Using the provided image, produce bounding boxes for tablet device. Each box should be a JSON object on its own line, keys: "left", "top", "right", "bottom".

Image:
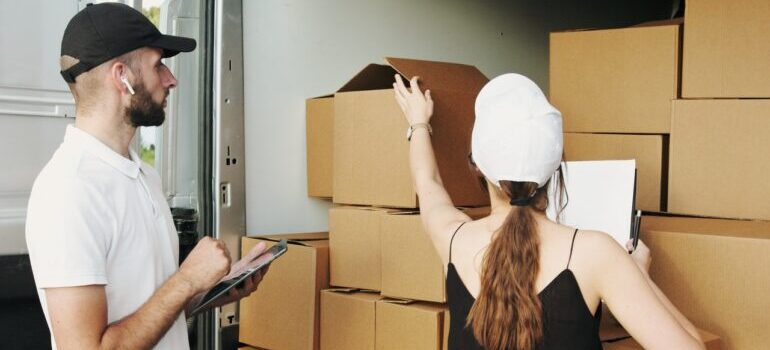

{"left": 192, "top": 239, "right": 288, "bottom": 314}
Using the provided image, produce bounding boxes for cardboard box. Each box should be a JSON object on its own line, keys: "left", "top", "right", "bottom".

{"left": 306, "top": 96, "right": 334, "bottom": 198}
{"left": 601, "top": 321, "right": 721, "bottom": 350}
{"left": 550, "top": 23, "right": 680, "bottom": 133}
{"left": 320, "top": 290, "right": 383, "bottom": 350}
{"left": 563, "top": 133, "right": 666, "bottom": 211}
{"left": 239, "top": 233, "right": 329, "bottom": 350}
{"left": 668, "top": 100, "right": 770, "bottom": 220}
{"left": 333, "top": 57, "right": 490, "bottom": 208}
{"left": 682, "top": 0, "right": 770, "bottom": 98}
{"left": 641, "top": 215, "right": 770, "bottom": 350}
{"left": 375, "top": 300, "right": 447, "bottom": 350}
{"left": 380, "top": 211, "right": 445, "bottom": 302}
{"left": 380, "top": 208, "right": 489, "bottom": 303}
{"left": 329, "top": 206, "right": 399, "bottom": 291}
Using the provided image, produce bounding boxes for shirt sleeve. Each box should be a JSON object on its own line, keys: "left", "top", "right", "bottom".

{"left": 26, "top": 177, "right": 115, "bottom": 288}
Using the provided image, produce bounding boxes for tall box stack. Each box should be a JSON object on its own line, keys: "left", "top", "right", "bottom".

{"left": 657, "top": 3, "right": 770, "bottom": 348}
{"left": 316, "top": 58, "right": 492, "bottom": 349}
{"left": 323, "top": 207, "right": 488, "bottom": 350}
{"left": 549, "top": 2, "right": 770, "bottom": 348}
{"left": 670, "top": 0, "right": 770, "bottom": 221}
{"left": 550, "top": 21, "right": 680, "bottom": 211}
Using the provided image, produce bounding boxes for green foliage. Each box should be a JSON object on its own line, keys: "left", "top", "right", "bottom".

{"left": 140, "top": 144, "right": 156, "bottom": 166}
{"left": 142, "top": 6, "right": 160, "bottom": 28}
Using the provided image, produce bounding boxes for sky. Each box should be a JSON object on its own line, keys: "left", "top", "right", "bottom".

{"left": 142, "top": 0, "right": 164, "bottom": 8}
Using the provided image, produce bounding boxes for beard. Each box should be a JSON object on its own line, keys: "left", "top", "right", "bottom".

{"left": 125, "top": 82, "right": 167, "bottom": 127}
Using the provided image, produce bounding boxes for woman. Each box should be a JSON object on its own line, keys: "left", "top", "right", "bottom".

{"left": 392, "top": 73, "right": 704, "bottom": 350}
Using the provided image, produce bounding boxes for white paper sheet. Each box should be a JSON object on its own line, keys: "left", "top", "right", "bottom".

{"left": 546, "top": 160, "right": 636, "bottom": 247}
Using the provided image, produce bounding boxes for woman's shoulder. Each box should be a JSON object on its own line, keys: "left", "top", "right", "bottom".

{"left": 572, "top": 228, "right": 632, "bottom": 266}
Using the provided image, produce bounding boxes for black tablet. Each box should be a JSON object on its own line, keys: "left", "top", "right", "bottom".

{"left": 192, "top": 239, "right": 288, "bottom": 314}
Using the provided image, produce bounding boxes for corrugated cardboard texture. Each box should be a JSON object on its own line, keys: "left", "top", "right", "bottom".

{"left": 669, "top": 100, "right": 770, "bottom": 220}
{"left": 329, "top": 207, "right": 394, "bottom": 290}
{"left": 380, "top": 212, "right": 446, "bottom": 302}
{"left": 306, "top": 97, "right": 334, "bottom": 198}
{"left": 333, "top": 58, "right": 490, "bottom": 208}
{"left": 641, "top": 215, "right": 770, "bottom": 350}
{"left": 550, "top": 25, "right": 679, "bottom": 133}
{"left": 682, "top": 0, "right": 770, "bottom": 97}
{"left": 239, "top": 235, "right": 330, "bottom": 350}
{"left": 320, "top": 290, "right": 383, "bottom": 350}
{"left": 603, "top": 329, "right": 721, "bottom": 350}
{"left": 563, "top": 133, "right": 665, "bottom": 211}
{"left": 600, "top": 316, "right": 721, "bottom": 349}
{"left": 375, "top": 300, "right": 446, "bottom": 350}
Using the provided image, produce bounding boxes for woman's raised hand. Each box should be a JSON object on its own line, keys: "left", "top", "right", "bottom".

{"left": 393, "top": 74, "right": 433, "bottom": 125}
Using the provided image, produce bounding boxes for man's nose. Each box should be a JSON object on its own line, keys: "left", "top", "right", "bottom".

{"left": 161, "top": 66, "right": 178, "bottom": 89}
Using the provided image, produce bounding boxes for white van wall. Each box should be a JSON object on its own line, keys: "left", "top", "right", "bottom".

{"left": 242, "top": 0, "right": 673, "bottom": 234}
{"left": 0, "top": 0, "right": 78, "bottom": 254}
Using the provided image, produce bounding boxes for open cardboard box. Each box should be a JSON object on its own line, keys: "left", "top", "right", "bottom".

{"left": 332, "top": 57, "right": 490, "bottom": 208}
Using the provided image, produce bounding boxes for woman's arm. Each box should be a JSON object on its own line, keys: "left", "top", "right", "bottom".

{"left": 592, "top": 234, "right": 704, "bottom": 350}
{"left": 627, "top": 240, "right": 702, "bottom": 341}
{"left": 393, "top": 75, "right": 470, "bottom": 259}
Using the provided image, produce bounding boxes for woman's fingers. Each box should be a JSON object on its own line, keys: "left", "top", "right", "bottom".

{"left": 410, "top": 76, "right": 422, "bottom": 96}
{"left": 394, "top": 74, "right": 409, "bottom": 96}
{"left": 393, "top": 85, "right": 407, "bottom": 109}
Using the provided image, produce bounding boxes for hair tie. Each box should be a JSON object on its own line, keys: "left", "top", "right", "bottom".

{"left": 509, "top": 197, "right": 533, "bottom": 207}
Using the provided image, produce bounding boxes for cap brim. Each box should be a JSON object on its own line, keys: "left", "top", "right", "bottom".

{"left": 151, "top": 34, "right": 197, "bottom": 58}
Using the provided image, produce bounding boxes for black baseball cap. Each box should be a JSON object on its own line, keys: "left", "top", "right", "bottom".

{"left": 60, "top": 2, "right": 196, "bottom": 83}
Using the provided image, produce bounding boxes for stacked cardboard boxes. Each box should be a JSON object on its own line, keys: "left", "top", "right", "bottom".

{"left": 663, "top": 3, "right": 770, "bottom": 347}
{"left": 550, "top": 20, "right": 679, "bottom": 212}
{"left": 307, "top": 58, "right": 492, "bottom": 349}
{"left": 550, "top": 1, "right": 770, "bottom": 348}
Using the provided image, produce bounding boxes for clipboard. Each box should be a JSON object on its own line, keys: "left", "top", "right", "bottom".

{"left": 191, "top": 239, "right": 288, "bottom": 315}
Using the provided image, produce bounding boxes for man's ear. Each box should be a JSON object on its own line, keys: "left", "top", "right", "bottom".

{"left": 110, "top": 62, "right": 132, "bottom": 96}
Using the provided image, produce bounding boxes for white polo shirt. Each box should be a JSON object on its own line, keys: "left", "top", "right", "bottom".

{"left": 26, "top": 125, "right": 189, "bottom": 350}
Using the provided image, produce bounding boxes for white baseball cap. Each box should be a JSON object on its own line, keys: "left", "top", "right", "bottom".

{"left": 471, "top": 73, "right": 563, "bottom": 188}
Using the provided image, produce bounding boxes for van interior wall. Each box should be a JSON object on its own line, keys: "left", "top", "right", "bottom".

{"left": 242, "top": 0, "right": 674, "bottom": 234}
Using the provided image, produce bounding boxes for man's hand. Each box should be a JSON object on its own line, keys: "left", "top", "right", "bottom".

{"left": 186, "top": 242, "right": 272, "bottom": 315}
{"left": 178, "top": 237, "right": 232, "bottom": 294}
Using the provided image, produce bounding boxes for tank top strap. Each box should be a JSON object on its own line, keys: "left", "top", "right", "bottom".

{"left": 448, "top": 221, "right": 468, "bottom": 264}
{"left": 566, "top": 228, "right": 579, "bottom": 269}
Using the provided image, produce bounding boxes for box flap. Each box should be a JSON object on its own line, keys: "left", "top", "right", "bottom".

{"left": 338, "top": 64, "right": 400, "bottom": 93}
{"left": 630, "top": 18, "right": 683, "bottom": 28}
{"left": 248, "top": 232, "right": 329, "bottom": 245}
{"left": 385, "top": 57, "right": 488, "bottom": 94}
{"left": 381, "top": 297, "right": 416, "bottom": 305}
{"left": 641, "top": 215, "right": 770, "bottom": 240}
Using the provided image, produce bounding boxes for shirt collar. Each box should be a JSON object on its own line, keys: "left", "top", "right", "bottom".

{"left": 64, "top": 124, "right": 142, "bottom": 179}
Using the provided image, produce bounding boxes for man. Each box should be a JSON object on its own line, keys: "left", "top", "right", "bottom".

{"left": 25, "top": 3, "right": 267, "bottom": 349}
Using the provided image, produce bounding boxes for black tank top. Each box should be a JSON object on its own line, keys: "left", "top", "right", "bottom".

{"left": 446, "top": 223, "right": 602, "bottom": 350}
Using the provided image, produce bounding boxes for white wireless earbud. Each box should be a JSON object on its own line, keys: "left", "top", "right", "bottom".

{"left": 120, "top": 75, "right": 135, "bottom": 95}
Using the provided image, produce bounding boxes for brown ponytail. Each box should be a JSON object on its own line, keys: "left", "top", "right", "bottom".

{"left": 467, "top": 169, "right": 566, "bottom": 350}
